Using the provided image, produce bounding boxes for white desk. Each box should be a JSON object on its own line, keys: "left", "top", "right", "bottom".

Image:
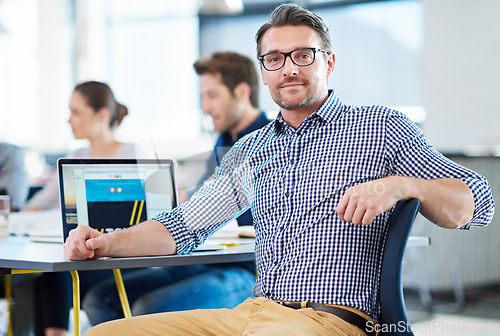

{"left": 0, "top": 236, "right": 255, "bottom": 272}
{"left": 0, "top": 236, "right": 255, "bottom": 336}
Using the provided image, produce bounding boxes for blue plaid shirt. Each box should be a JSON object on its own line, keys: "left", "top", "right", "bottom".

{"left": 155, "top": 90, "right": 494, "bottom": 320}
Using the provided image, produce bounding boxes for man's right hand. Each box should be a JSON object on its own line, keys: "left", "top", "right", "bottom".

{"left": 63, "top": 225, "right": 109, "bottom": 260}
{"left": 63, "top": 220, "right": 177, "bottom": 260}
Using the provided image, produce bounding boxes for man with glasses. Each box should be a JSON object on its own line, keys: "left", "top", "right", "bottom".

{"left": 65, "top": 4, "right": 494, "bottom": 335}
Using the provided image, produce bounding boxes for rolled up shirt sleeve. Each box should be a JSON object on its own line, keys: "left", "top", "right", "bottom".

{"left": 459, "top": 176, "right": 495, "bottom": 229}
{"left": 154, "top": 142, "right": 251, "bottom": 254}
{"left": 385, "top": 111, "right": 495, "bottom": 229}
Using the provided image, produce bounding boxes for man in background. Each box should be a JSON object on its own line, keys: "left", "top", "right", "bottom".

{"left": 80, "top": 52, "right": 270, "bottom": 326}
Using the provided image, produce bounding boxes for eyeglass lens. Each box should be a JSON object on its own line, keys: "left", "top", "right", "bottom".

{"left": 262, "top": 49, "right": 316, "bottom": 70}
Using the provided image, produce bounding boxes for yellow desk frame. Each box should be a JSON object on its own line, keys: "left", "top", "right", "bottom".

{"left": 3, "top": 269, "right": 131, "bottom": 336}
{"left": 0, "top": 239, "right": 255, "bottom": 336}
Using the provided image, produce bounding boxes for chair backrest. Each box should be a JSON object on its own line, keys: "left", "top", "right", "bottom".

{"left": 379, "top": 198, "right": 420, "bottom": 336}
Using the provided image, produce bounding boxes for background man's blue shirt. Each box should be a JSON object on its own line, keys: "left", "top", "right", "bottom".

{"left": 194, "top": 112, "right": 271, "bottom": 226}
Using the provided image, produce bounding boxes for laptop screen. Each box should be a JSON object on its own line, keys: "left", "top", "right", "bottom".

{"left": 58, "top": 158, "right": 177, "bottom": 240}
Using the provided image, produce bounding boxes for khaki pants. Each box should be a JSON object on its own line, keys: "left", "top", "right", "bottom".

{"left": 85, "top": 297, "right": 372, "bottom": 336}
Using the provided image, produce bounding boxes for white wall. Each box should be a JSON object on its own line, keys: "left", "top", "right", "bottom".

{"left": 422, "top": 0, "right": 500, "bottom": 153}
{"left": 201, "top": 1, "right": 423, "bottom": 121}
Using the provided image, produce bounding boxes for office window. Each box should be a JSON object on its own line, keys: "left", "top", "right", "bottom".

{"left": 1, "top": 0, "right": 205, "bottom": 160}
{"left": 0, "top": 0, "right": 78, "bottom": 154}
{"left": 0, "top": 0, "right": 40, "bottom": 147}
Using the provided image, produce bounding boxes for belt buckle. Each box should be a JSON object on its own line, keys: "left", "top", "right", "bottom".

{"left": 274, "top": 300, "right": 293, "bottom": 308}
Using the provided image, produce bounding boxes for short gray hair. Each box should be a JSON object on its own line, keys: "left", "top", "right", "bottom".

{"left": 255, "top": 3, "right": 333, "bottom": 57}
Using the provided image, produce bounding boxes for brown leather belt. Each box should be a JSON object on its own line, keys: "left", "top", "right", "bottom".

{"left": 273, "top": 301, "right": 376, "bottom": 336}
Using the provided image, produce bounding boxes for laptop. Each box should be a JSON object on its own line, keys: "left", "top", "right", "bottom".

{"left": 58, "top": 158, "right": 178, "bottom": 241}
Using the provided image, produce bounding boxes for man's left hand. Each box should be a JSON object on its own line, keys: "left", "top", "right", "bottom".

{"left": 335, "top": 176, "right": 408, "bottom": 225}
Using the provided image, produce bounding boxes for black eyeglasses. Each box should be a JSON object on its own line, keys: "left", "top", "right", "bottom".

{"left": 259, "top": 47, "right": 331, "bottom": 71}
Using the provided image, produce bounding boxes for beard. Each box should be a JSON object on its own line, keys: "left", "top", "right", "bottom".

{"left": 274, "top": 95, "right": 313, "bottom": 110}
{"left": 271, "top": 78, "right": 316, "bottom": 110}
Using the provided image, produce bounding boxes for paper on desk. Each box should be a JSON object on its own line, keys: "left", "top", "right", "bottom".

{"left": 9, "top": 209, "right": 63, "bottom": 238}
{"left": 209, "top": 220, "right": 256, "bottom": 239}
{"left": 237, "top": 226, "right": 256, "bottom": 238}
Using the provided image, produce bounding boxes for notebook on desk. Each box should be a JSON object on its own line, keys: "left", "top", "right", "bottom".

{"left": 58, "top": 158, "right": 178, "bottom": 241}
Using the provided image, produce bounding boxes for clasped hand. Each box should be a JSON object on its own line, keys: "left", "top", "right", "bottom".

{"left": 63, "top": 225, "right": 109, "bottom": 261}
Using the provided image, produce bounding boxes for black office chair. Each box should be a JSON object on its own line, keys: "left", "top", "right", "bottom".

{"left": 379, "top": 199, "right": 420, "bottom": 336}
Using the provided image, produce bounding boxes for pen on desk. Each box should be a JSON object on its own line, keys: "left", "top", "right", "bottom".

{"left": 218, "top": 243, "right": 240, "bottom": 247}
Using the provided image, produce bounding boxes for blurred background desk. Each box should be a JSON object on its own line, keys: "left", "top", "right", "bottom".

{"left": 406, "top": 154, "right": 500, "bottom": 312}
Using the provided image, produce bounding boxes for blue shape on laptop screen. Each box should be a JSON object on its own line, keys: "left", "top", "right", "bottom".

{"left": 85, "top": 179, "right": 146, "bottom": 202}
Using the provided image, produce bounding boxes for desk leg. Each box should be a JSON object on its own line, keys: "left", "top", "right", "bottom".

{"left": 112, "top": 269, "right": 132, "bottom": 318}
{"left": 70, "top": 271, "right": 80, "bottom": 336}
{"left": 5, "top": 274, "right": 13, "bottom": 336}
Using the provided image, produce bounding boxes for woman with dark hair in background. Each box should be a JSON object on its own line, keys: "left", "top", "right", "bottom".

{"left": 25, "top": 81, "right": 134, "bottom": 211}
{"left": 26, "top": 81, "right": 135, "bottom": 336}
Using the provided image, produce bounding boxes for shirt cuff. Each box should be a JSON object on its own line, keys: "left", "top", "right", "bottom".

{"left": 458, "top": 177, "right": 495, "bottom": 230}
{"left": 154, "top": 209, "right": 196, "bottom": 255}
